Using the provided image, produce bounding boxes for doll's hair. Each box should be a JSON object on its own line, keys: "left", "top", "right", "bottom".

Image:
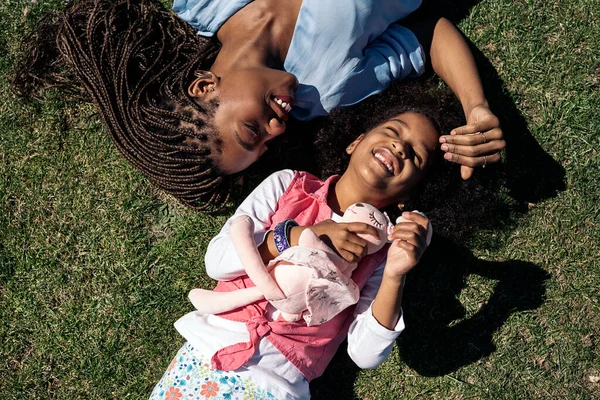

{"left": 12, "top": 0, "right": 232, "bottom": 211}
{"left": 312, "top": 79, "right": 503, "bottom": 240}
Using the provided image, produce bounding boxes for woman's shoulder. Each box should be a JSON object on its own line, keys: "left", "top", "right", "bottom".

{"left": 173, "top": 0, "right": 252, "bottom": 36}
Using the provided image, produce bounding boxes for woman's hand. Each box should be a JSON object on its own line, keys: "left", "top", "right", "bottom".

{"left": 440, "top": 104, "right": 506, "bottom": 179}
{"left": 301, "top": 220, "right": 379, "bottom": 263}
{"left": 384, "top": 212, "right": 431, "bottom": 280}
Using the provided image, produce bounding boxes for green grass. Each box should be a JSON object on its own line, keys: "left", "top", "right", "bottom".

{"left": 1, "top": 0, "right": 599, "bottom": 399}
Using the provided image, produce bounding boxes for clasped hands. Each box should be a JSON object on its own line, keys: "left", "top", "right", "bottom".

{"left": 440, "top": 104, "right": 506, "bottom": 179}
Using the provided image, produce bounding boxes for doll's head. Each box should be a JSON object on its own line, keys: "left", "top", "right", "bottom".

{"left": 341, "top": 203, "right": 393, "bottom": 254}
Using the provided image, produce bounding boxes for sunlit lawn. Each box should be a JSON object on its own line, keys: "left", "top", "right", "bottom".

{"left": 1, "top": 0, "right": 599, "bottom": 398}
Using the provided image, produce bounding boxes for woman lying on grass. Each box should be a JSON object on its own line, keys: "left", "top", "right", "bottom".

{"left": 14, "top": 0, "right": 504, "bottom": 211}
{"left": 149, "top": 86, "right": 465, "bottom": 399}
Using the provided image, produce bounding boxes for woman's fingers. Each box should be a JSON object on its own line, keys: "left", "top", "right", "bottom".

{"left": 439, "top": 128, "right": 503, "bottom": 146}
{"left": 441, "top": 139, "right": 506, "bottom": 157}
{"left": 444, "top": 151, "right": 502, "bottom": 168}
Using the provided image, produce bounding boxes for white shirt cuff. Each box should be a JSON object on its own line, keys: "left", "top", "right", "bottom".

{"left": 365, "top": 303, "right": 405, "bottom": 338}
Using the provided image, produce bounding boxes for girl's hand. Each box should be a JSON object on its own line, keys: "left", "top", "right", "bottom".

{"left": 439, "top": 104, "right": 506, "bottom": 179}
{"left": 385, "top": 212, "right": 431, "bottom": 280}
{"left": 303, "top": 220, "right": 380, "bottom": 263}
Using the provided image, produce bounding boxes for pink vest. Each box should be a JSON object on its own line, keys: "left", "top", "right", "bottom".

{"left": 210, "top": 171, "right": 388, "bottom": 381}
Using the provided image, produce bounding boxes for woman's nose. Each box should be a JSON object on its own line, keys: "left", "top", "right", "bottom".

{"left": 267, "top": 117, "right": 286, "bottom": 137}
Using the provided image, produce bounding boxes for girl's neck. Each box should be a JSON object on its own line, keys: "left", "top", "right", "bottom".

{"left": 215, "top": 0, "right": 302, "bottom": 71}
{"left": 327, "top": 173, "right": 394, "bottom": 216}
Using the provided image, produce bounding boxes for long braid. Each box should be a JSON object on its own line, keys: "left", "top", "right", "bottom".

{"left": 13, "top": 0, "right": 230, "bottom": 211}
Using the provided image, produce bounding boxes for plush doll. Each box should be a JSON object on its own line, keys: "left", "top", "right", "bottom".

{"left": 189, "top": 203, "right": 430, "bottom": 326}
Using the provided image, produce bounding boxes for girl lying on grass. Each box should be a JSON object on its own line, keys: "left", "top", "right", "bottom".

{"left": 14, "top": 0, "right": 505, "bottom": 211}
{"left": 150, "top": 86, "right": 464, "bottom": 399}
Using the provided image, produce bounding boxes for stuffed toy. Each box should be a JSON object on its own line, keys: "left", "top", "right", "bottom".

{"left": 189, "top": 203, "right": 430, "bottom": 326}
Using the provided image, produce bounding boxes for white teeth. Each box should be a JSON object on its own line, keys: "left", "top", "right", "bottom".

{"left": 273, "top": 96, "right": 292, "bottom": 113}
{"left": 374, "top": 152, "right": 393, "bottom": 174}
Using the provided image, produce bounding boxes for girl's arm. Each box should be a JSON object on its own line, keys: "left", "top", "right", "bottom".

{"left": 204, "top": 169, "right": 294, "bottom": 280}
{"left": 347, "top": 212, "right": 430, "bottom": 368}
{"left": 346, "top": 263, "right": 406, "bottom": 369}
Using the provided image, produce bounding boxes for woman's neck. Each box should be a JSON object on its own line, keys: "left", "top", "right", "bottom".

{"left": 215, "top": 0, "right": 302, "bottom": 71}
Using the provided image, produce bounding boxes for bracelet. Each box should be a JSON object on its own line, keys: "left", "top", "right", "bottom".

{"left": 273, "top": 219, "right": 298, "bottom": 254}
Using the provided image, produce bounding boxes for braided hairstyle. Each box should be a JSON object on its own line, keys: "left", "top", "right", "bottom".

{"left": 13, "top": 0, "right": 230, "bottom": 211}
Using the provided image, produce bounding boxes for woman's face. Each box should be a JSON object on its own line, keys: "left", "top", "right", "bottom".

{"left": 346, "top": 112, "right": 440, "bottom": 204}
{"left": 190, "top": 67, "right": 298, "bottom": 174}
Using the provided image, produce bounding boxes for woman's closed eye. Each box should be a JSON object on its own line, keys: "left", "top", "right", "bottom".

{"left": 244, "top": 122, "right": 259, "bottom": 138}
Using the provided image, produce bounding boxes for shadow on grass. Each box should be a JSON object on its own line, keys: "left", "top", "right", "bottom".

{"left": 309, "top": 237, "right": 550, "bottom": 397}
{"left": 397, "top": 235, "right": 550, "bottom": 376}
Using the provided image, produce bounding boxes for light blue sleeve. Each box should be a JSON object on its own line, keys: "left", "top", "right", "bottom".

{"left": 339, "top": 24, "right": 426, "bottom": 108}
{"left": 173, "top": 0, "right": 251, "bottom": 37}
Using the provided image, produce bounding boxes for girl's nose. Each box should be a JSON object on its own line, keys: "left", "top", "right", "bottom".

{"left": 391, "top": 140, "right": 407, "bottom": 159}
{"left": 267, "top": 117, "right": 286, "bottom": 137}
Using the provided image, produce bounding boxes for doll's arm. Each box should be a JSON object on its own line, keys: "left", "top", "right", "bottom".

{"left": 205, "top": 170, "right": 294, "bottom": 280}
{"left": 230, "top": 216, "right": 285, "bottom": 301}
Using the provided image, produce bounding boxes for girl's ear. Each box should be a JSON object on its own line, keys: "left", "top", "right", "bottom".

{"left": 346, "top": 134, "right": 365, "bottom": 155}
{"left": 188, "top": 70, "right": 219, "bottom": 100}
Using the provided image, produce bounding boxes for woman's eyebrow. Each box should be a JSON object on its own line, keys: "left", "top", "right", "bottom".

{"left": 233, "top": 128, "right": 254, "bottom": 151}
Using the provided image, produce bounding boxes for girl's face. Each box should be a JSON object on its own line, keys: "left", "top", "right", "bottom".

{"left": 189, "top": 67, "right": 299, "bottom": 174}
{"left": 345, "top": 112, "right": 440, "bottom": 205}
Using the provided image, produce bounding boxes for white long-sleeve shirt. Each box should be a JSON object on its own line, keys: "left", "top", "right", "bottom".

{"left": 175, "top": 170, "right": 405, "bottom": 399}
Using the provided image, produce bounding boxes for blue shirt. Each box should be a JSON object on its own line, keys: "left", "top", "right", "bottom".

{"left": 173, "top": 0, "right": 426, "bottom": 120}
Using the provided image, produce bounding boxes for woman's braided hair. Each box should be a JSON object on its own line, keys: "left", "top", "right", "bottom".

{"left": 13, "top": 0, "right": 231, "bottom": 211}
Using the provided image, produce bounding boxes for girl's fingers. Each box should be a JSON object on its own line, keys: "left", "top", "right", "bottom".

{"left": 345, "top": 222, "right": 380, "bottom": 238}
{"left": 440, "top": 139, "right": 506, "bottom": 157}
{"left": 345, "top": 235, "right": 368, "bottom": 251}
{"left": 439, "top": 128, "right": 503, "bottom": 146}
{"left": 339, "top": 249, "right": 360, "bottom": 263}
{"left": 443, "top": 151, "right": 502, "bottom": 168}
{"left": 396, "top": 240, "right": 418, "bottom": 255}
{"left": 389, "top": 229, "right": 426, "bottom": 248}
{"left": 397, "top": 212, "right": 430, "bottom": 231}
{"left": 342, "top": 240, "right": 368, "bottom": 259}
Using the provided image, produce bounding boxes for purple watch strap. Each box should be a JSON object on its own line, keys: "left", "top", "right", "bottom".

{"left": 273, "top": 219, "right": 299, "bottom": 254}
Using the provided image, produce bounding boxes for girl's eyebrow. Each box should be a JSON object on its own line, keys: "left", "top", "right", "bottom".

{"left": 390, "top": 118, "right": 409, "bottom": 129}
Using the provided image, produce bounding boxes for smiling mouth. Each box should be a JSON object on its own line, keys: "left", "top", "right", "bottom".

{"left": 272, "top": 95, "right": 293, "bottom": 114}
{"left": 373, "top": 149, "right": 399, "bottom": 176}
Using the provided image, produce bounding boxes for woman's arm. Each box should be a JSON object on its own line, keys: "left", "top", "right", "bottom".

{"left": 204, "top": 169, "right": 294, "bottom": 280}
{"left": 407, "top": 17, "right": 506, "bottom": 179}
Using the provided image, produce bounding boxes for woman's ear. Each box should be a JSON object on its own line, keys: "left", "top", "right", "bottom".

{"left": 346, "top": 134, "right": 365, "bottom": 155}
{"left": 188, "top": 70, "right": 219, "bottom": 100}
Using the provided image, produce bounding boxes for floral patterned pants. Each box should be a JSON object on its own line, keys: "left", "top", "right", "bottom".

{"left": 150, "top": 342, "right": 276, "bottom": 400}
